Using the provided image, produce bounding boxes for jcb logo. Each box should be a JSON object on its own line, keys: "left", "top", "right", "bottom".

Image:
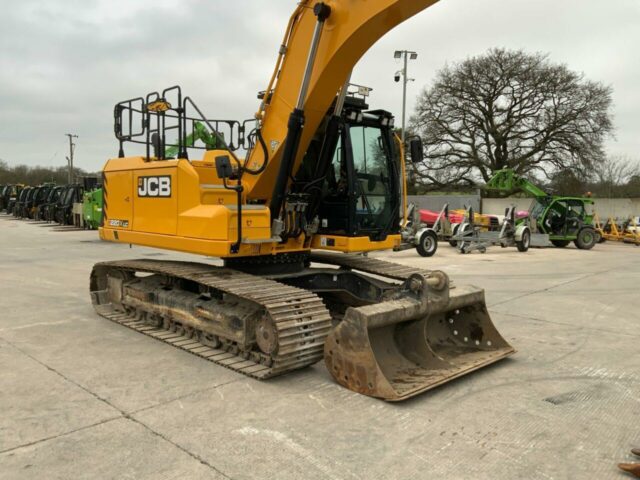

{"left": 138, "top": 176, "right": 171, "bottom": 197}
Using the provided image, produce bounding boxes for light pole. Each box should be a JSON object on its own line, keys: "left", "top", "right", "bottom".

{"left": 65, "top": 133, "right": 78, "bottom": 183}
{"left": 394, "top": 50, "right": 418, "bottom": 143}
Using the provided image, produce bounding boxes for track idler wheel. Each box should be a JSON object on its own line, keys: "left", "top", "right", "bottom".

{"left": 324, "top": 272, "right": 515, "bottom": 401}
{"left": 256, "top": 314, "right": 279, "bottom": 355}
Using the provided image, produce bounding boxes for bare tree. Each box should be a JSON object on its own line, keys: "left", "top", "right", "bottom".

{"left": 589, "top": 155, "right": 640, "bottom": 197}
{"left": 0, "top": 162, "right": 94, "bottom": 185}
{"left": 592, "top": 155, "right": 639, "bottom": 185}
{"left": 410, "top": 48, "right": 614, "bottom": 189}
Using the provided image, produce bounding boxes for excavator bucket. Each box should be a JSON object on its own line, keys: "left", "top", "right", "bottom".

{"left": 324, "top": 271, "right": 514, "bottom": 401}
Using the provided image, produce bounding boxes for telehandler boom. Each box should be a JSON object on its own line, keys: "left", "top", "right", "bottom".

{"left": 92, "top": 0, "right": 514, "bottom": 401}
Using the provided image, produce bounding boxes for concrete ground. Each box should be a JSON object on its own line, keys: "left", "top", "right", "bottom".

{"left": 0, "top": 215, "right": 638, "bottom": 480}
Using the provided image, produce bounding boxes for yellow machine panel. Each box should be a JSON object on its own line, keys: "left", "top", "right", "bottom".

{"left": 103, "top": 170, "right": 133, "bottom": 230}
{"left": 311, "top": 234, "right": 401, "bottom": 252}
{"left": 101, "top": 156, "right": 279, "bottom": 257}
{"left": 133, "top": 166, "right": 178, "bottom": 235}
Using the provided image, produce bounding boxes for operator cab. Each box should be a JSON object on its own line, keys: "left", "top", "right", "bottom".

{"left": 530, "top": 197, "right": 591, "bottom": 236}
{"left": 296, "top": 96, "right": 401, "bottom": 242}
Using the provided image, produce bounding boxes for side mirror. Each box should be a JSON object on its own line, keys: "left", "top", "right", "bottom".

{"left": 408, "top": 137, "right": 424, "bottom": 164}
{"left": 215, "top": 155, "right": 233, "bottom": 179}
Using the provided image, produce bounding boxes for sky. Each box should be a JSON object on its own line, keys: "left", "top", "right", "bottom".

{"left": 1, "top": 0, "right": 638, "bottom": 172}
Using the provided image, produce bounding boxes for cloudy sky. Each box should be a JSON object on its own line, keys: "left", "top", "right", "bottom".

{"left": 1, "top": 0, "right": 638, "bottom": 172}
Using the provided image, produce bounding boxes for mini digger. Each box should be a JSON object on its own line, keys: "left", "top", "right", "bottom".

{"left": 92, "top": 0, "right": 514, "bottom": 401}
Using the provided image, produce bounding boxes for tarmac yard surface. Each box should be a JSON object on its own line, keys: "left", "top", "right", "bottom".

{"left": 0, "top": 216, "right": 638, "bottom": 480}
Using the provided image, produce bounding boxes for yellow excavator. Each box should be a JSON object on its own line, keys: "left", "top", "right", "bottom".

{"left": 91, "top": 0, "right": 514, "bottom": 401}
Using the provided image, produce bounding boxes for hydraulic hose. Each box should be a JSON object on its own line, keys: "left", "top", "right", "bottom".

{"left": 242, "top": 128, "right": 269, "bottom": 176}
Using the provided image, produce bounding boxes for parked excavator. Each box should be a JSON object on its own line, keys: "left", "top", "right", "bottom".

{"left": 92, "top": 0, "right": 515, "bottom": 401}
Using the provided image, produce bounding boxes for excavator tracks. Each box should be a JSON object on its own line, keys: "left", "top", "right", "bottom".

{"left": 309, "top": 251, "right": 454, "bottom": 286}
{"left": 89, "top": 254, "right": 511, "bottom": 402}
{"left": 91, "top": 259, "right": 333, "bottom": 380}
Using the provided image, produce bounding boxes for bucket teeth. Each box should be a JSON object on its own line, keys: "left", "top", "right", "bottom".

{"left": 324, "top": 271, "right": 515, "bottom": 401}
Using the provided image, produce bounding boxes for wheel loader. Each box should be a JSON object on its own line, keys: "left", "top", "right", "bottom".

{"left": 92, "top": 0, "right": 514, "bottom": 401}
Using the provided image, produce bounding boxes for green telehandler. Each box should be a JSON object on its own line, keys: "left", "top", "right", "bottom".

{"left": 82, "top": 187, "right": 103, "bottom": 229}
{"left": 164, "top": 120, "right": 220, "bottom": 158}
{"left": 482, "top": 169, "right": 598, "bottom": 250}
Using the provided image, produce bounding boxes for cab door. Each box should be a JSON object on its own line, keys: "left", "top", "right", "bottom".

{"left": 318, "top": 133, "right": 352, "bottom": 235}
{"left": 346, "top": 123, "right": 398, "bottom": 239}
